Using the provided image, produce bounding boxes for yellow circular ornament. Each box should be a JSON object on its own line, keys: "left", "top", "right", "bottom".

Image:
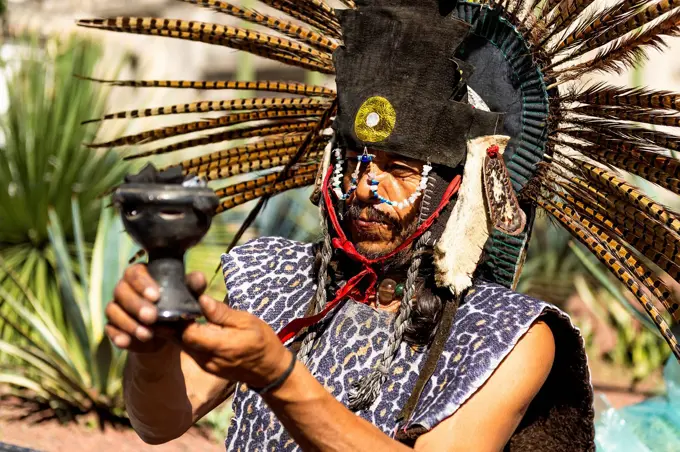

{"left": 354, "top": 96, "right": 396, "bottom": 143}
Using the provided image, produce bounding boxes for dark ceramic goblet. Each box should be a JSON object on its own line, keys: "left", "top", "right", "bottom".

{"left": 113, "top": 184, "right": 219, "bottom": 322}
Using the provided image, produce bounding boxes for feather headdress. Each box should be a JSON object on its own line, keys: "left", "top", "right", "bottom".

{"left": 79, "top": 0, "right": 680, "bottom": 361}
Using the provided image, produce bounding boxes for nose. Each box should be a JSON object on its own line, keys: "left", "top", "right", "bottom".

{"left": 354, "top": 163, "right": 382, "bottom": 203}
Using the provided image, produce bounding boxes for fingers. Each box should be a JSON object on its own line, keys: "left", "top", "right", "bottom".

{"left": 186, "top": 272, "right": 207, "bottom": 297}
{"left": 113, "top": 279, "right": 157, "bottom": 325}
{"left": 105, "top": 324, "right": 131, "bottom": 349}
{"left": 123, "top": 264, "right": 160, "bottom": 302}
{"left": 105, "top": 302, "right": 153, "bottom": 342}
{"left": 181, "top": 321, "right": 229, "bottom": 353}
{"left": 198, "top": 295, "right": 251, "bottom": 327}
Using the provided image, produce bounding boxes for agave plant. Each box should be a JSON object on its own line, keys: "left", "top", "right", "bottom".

{"left": 0, "top": 35, "right": 128, "bottom": 323}
{"left": 0, "top": 201, "right": 136, "bottom": 425}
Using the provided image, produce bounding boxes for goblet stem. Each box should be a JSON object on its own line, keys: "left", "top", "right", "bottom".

{"left": 147, "top": 251, "right": 202, "bottom": 322}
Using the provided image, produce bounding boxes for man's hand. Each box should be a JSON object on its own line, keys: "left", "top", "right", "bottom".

{"left": 106, "top": 264, "right": 207, "bottom": 354}
{"left": 180, "top": 295, "right": 293, "bottom": 390}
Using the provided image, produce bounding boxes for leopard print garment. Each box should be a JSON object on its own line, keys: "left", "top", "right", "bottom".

{"left": 221, "top": 237, "right": 594, "bottom": 451}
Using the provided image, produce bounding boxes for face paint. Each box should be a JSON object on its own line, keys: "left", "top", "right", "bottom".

{"left": 339, "top": 149, "right": 425, "bottom": 257}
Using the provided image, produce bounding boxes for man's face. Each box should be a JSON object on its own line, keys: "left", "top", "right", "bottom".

{"left": 342, "top": 149, "right": 424, "bottom": 258}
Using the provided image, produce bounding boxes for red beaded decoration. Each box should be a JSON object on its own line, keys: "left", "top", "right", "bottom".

{"left": 487, "top": 144, "right": 500, "bottom": 158}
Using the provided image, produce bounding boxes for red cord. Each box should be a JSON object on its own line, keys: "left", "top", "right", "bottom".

{"left": 277, "top": 167, "right": 462, "bottom": 343}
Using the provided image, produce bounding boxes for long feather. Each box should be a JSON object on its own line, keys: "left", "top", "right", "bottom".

{"left": 123, "top": 121, "right": 318, "bottom": 160}
{"left": 181, "top": 0, "right": 338, "bottom": 52}
{"left": 216, "top": 172, "right": 317, "bottom": 213}
{"left": 567, "top": 83, "right": 680, "bottom": 111}
{"left": 76, "top": 18, "right": 335, "bottom": 74}
{"left": 559, "top": 119, "right": 680, "bottom": 152}
{"left": 259, "top": 0, "right": 341, "bottom": 37}
{"left": 536, "top": 196, "right": 680, "bottom": 359}
{"left": 554, "top": 9, "right": 680, "bottom": 76}
{"left": 177, "top": 134, "right": 309, "bottom": 169}
{"left": 550, "top": 192, "right": 680, "bottom": 319}
{"left": 225, "top": 100, "right": 338, "bottom": 252}
{"left": 554, "top": 180, "right": 680, "bottom": 260}
{"left": 77, "top": 17, "right": 331, "bottom": 61}
{"left": 564, "top": 143, "right": 680, "bottom": 195}
{"left": 86, "top": 109, "right": 325, "bottom": 148}
{"left": 76, "top": 76, "right": 336, "bottom": 97}
{"left": 578, "top": 161, "right": 680, "bottom": 233}
{"left": 558, "top": 0, "right": 679, "bottom": 58}
{"left": 83, "top": 97, "right": 331, "bottom": 124}
{"left": 546, "top": 163, "right": 680, "bottom": 251}
{"left": 260, "top": 0, "right": 340, "bottom": 37}
{"left": 539, "top": 0, "right": 599, "bottom": 46}
{"left": 571, "top": 105, "right": 680, "bottom": 127}
{"left": 214, "top": 164, "right": 319, "bottom": 199}
{"left": 184, "top": 146, "right": 321, "bottom": 177}
{"left": 553, "top": 0, "right": 643, "bottom": 54}
{"left": 197, "top": 148, "right": 323, "bottom": 181}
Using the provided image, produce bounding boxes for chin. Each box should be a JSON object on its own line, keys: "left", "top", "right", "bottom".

{"left": 354, "top": 240, "right": 398, "bottom": 258}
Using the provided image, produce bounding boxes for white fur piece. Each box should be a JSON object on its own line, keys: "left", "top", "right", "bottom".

{"left": 434, "top": 135, "right": 511, "bottom": 296}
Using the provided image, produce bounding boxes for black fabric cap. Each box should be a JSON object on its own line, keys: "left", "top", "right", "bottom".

{"left": 333, "top": 0, "right": 505, "bottom": 168}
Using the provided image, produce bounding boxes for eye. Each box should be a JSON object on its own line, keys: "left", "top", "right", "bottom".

{"left": 387, "top": 161, "right": 418, "bottom": 175}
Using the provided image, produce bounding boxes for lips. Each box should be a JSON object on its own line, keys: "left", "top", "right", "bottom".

{"left": 354, "top": 218, "right": 389, "bottom": 230}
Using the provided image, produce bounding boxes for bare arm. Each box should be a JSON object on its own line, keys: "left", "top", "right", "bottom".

{"left": 123, "top": 343, "right": 234, "bottom": 444}
{"left": 106, "top": 265, "right": 233, "bottom": 444}
{"left": 180, "top": 296, "right": 555, "bottom": 452}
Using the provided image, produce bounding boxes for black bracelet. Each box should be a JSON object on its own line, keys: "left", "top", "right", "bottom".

{"left": 249, "top": 352, "right": 297, "bottom": 396}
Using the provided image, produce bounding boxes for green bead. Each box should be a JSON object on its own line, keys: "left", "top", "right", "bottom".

{"left": 394, "top": 283, "right": 405, "bottom": 298}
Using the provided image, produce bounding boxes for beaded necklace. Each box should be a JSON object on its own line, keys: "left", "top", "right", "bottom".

{"left": 331, "top": 147, "right": 432, "bottom": 207}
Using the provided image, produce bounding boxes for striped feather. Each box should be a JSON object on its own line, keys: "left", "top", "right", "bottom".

{"left": 554, "top": 0, "right": 642, "bottom": 53}
{"left": 548, "top": 165, "right": 680, "bottom": 247}
{"left": 552, "top": 196, "right": 680, "bottom": 320}
{"left": 261, "top": 0, "right": 340, "bottom": 37}
{"left": 216, "top": 171, "right": 317, "bottom": 213}
{"left": 77, "top": 76, "right": 336, "bottom": 97}
{"left": 86, "top": 109, "right": 325, "bottom": 148}
{"left": 572, "top": 105, "right": 680, "bottom": 127}
{"left": 184, "top": 146, "right": 320, "bottom": 177}
{"left": 198, "top": 148, "right": 323, "bottom": 181}
{"left": 76, "top": 18, "right": 335, "bottom": 74}
{"left": 178, "top": 0, "right": 338, "bottom": 53}
{"left": 578, "top": 161, "right": 680, "bottom": 234}
{"left": 568, "top": 144, "right": 680, "bottom": 194}
{"left": 123, "top": 121, "right": 318, "bottom": 160}
{"left": 555, "top": 9, "right": 680, "bottom": 76}
{"left": 178, "top": 134, "right": 310, "bottom": 170}
{"left": 83, "top": 97, "right": 332, "bottom": 124}
{"left": 540, "top": 0, "right": 598, "bottom": 46}
{"left": 560, "top": 0, "right": 680, "bottom": 57}
{"left": 552, "top": 179, "right": 680, "bottom": 262}
{"left": 559, "top": 121, "right": 680, "bottom": 152}
{"left": 536, "top": 196, "right": 680, "bottom": 359}
{"left": 259, "top": 0, "right": 341, "bottom": 36}
{"left": 226, "top": 99, "right": 337, "bottom": 251}
{"left": 568, "top": 83, "right": 680, "bottom": 111}
{"left": 214, "top": 164, "right": 319, "bottom": 199}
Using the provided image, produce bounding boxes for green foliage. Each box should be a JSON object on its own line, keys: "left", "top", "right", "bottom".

{"left": 0, "top": 201, "right": 136, "bottom": 424}
{"left": 0, "top": 35, "right": 128, "bottom": 343}
{"left": 519, "top": 215, "right": 670, "bottom": 379}
{"left": 0, "top": 36, "right": 126, "bottom": 248}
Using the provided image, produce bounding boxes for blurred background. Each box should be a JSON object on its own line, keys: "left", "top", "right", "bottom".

{"left": 0, "top": 0, "right": 679, "bottom": 450}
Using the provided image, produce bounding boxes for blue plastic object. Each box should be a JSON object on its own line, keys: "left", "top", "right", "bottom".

{"left": 595, "top": 358, "right": 680, "bottom": 451}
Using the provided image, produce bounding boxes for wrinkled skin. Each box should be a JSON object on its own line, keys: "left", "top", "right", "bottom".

{"left": 343, "top": 148, "right": 423, "bottom": 258}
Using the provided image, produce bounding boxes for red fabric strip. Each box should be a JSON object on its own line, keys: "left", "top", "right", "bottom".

{"left": 277, "top": 167, "right": 461, "bottom": 343}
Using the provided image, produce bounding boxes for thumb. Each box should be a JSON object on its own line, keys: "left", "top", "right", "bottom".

{"left": 199, "top": 294, "right": 232, "bottom": 325}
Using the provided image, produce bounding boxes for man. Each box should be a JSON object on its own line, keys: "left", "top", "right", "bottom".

{"left": 83, "top": 0, "right": 680, "bottom": 450}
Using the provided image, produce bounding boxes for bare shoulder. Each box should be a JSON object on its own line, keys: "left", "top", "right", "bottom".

{"left": 416, "top": 321, "right": 556, "bottom": 452}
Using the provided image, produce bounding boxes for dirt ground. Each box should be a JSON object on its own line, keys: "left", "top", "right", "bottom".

{"left": 0, "top": 404, "right": 222, "bottom": 452}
